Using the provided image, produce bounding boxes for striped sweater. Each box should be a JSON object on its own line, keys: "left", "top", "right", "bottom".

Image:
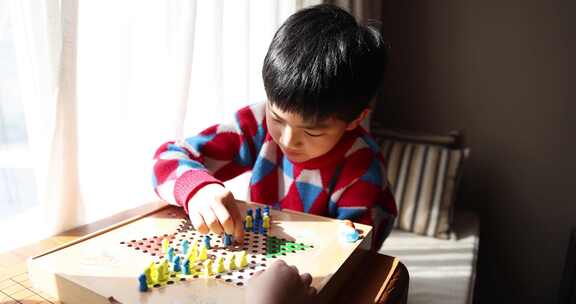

{"left": 153, "top": 102, "right": 397, "bottom": 247}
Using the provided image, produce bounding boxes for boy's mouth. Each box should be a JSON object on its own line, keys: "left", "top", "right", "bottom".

{"left": 283, "top": 148, "right": 301, "bottom": 156}
{"left": 282, "top": 148, "right": 306, "bottom": 161}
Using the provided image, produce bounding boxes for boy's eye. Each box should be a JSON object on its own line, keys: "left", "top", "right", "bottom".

{"left": 305, "top": 131, "right": 324, "bottom": 137}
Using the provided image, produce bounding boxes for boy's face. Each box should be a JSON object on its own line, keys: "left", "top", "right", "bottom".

{"left": 266, "top": 102, "right": 365, "bottom": 163}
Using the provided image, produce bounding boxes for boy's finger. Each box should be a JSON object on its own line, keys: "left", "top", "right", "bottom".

{"left": 225, "top": 200, "right": 244, "bottom": 241}
{"left": 189, "top": 211, "right": 209, "bottom": 234}
{"left": 211, "top": 200, "right": 234, "bottom": 235}
{"left": 269, "top": 259, "right": 286, "bottom": 270}
{"left": 201, "top": 205, "right": 224, "bottom": 235}
{"left": 300, "top": 273, "right": 312, "bottom": 286}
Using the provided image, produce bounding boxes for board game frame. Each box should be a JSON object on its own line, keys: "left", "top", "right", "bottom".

{"left": 28, "top": 201, "right": 372, "bottom": 304}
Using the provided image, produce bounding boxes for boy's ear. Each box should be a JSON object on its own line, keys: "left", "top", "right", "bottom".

{"left": 345, "top": 108, "right": 371, "bottom": 131}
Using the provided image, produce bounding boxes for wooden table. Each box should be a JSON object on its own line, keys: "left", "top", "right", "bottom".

{"left": 0, "top": 203, "right": 408, "bottom": 304}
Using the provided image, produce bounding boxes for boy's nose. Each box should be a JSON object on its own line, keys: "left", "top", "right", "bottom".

{"left": 280, "top": 126, "right": 301, "bottom": 148}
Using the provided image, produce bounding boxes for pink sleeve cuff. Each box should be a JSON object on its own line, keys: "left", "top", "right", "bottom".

{"left": 174, "top": 170, "right": 224, "bottom": 214}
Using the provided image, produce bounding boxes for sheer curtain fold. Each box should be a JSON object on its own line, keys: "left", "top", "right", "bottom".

{"left": 7, "top": 0, "right": 317, "bottom": 240}
{"left": 9, "top": 0, "right": 81, "bottom": 239}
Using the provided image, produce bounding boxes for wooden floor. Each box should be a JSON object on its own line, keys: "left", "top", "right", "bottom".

{"left": 0, "top": 240, "right": 69, "bottom": 303}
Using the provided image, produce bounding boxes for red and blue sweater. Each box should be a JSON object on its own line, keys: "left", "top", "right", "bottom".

{"left": 153, "top": 102, "right": 397, "bottom": 247}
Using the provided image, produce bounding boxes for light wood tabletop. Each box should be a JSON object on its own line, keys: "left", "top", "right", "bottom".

{"left": 0, "top": 202, "right": 408, "bottom": 304}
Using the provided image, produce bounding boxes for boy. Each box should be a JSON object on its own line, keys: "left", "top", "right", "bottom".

{"left": 152, "top": 4, "right": 397, "bottom": 250}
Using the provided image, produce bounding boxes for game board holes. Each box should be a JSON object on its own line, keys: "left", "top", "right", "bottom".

{"left": 180, "top": 278, "right": 186, "bottom": 282}
{"left": 236, "top": 282, "right": 244, "bottom": 286}
{"left": 120, "top": 241, "right": 125, "bottom": 244}
{"left": 225, "top": 279, "right": 232, "bottom": 282}
{"left": 154, "top": 284, "right": 161, "bottom": 288}
{"left": 215, "top": 275, "right": 221, "bottom": 279}
{"left": 127, "top": 244, "right": 132, "bottom": 247}
{"left": 249, "top": 272, "right": 254, "bottom": 275}
{"left": 238, "top": 276, "right": 243, "bottom": 279}
{"left": 167, "top": 281, "right": 174, "bottom": 285}
{"left": 193, "top": 275, "right": 199, "bottom": 278}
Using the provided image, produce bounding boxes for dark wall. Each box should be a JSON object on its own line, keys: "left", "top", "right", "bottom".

{"left": 373, "top": 0, "right": 576, "bottom": 302}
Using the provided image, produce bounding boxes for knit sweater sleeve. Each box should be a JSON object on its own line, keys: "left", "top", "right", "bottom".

{"left": 152, "top": 103, "right": 267, "bottom": 213}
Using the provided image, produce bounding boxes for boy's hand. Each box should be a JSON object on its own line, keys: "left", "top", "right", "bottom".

{"left": 246, "top": 260, "right": 317, "bottom": 304}
{"left": 187, "top": 184, "right": 244, "bottom": 240}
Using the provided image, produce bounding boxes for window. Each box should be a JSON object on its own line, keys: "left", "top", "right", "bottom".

{"left": 0, "top": 9, "right": 39, "bottom": 251}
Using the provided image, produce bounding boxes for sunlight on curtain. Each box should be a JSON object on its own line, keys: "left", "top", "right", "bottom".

{"left": 183, "top": 0, "right": 304, "bottom": 134}
{"left": 75, "top": 1, "right": 195, "bottom": 223}
{"left": 3, "top": 0, "right": 63, "bottom": 250}
{"left": 2, "top": 0, "right": 318, "bottom": 251}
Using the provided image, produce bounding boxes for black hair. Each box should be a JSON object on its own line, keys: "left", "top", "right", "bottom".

{"left": 262, "top": 4, "right": 388, "bottom": 123}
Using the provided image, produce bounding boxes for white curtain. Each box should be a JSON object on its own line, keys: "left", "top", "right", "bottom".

{"left": 5, "top": 0, "right": 320, "bottom": 247}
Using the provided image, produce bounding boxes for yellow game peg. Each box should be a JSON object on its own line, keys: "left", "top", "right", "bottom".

{"left": 161, "top": 238, "right": 170, "bottom": 254}
{"left": 216, "top": 256, "right": 225, "bottom": 273}
{"left": 263, "top": 215, "right": 270, "bottom": 229}
{"left": 239, "top": 251, "right": 248, "bottom": 268}
{"left": 199, "top": 245, "right": 208, "bottom": 261}
{"left": 189, "top": 240, "right": 199, "bottom": 260}
{"left": 149, "top": 262, "right": 158, "bottom": 284}
{"left": 143, "top": 266, "right": 151, "bottom": 285}
{"left": 204, "top": 259, "right": 214, "bottom": 277}
{"left": 227, "top": 254, "right": 237, "bottom": 270}
{"left": 245, "top": 214, "right": 253, "bottom": 230}
{"left": 187, "top": 246, "right": 197, "bottom": 263}
{"left": 158, "top": 260, "right": 168, "bottom": 282}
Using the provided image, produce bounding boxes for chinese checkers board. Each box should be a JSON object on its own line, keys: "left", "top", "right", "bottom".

{"left": 27, "top": 202, "right": 372, "bottom": 304}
